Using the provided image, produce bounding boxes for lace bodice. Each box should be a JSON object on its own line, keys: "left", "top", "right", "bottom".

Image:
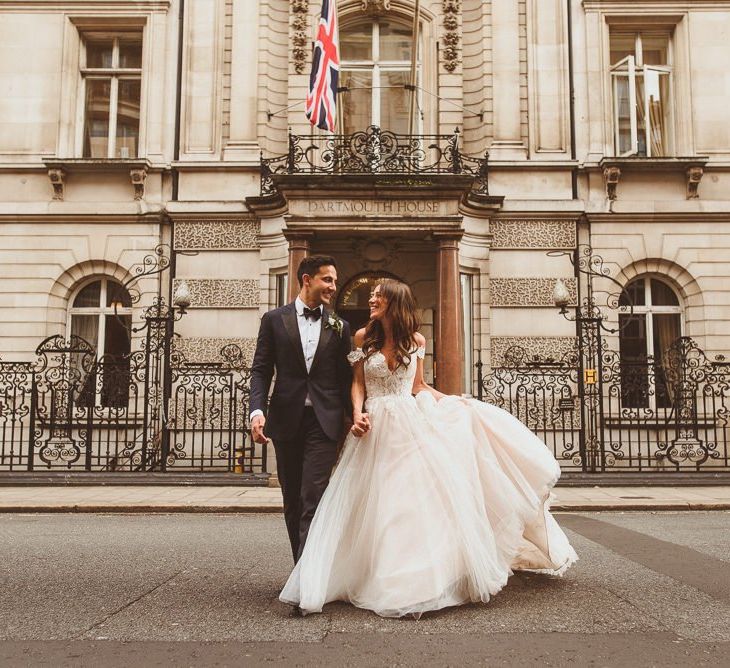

{"left": 347, "top": 347, "right": 426, "bottom": 399}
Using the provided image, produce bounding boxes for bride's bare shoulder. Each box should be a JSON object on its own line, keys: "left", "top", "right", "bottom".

{"left": 354, "top": 327, "right": 367, "bottom": 348}
{"left": 413, "top": 332, "right": 426, "bottom": 347}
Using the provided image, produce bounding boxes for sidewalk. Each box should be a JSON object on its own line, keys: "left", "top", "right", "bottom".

{"left": 0, "top": 485, "right": 729, "bottom": 512}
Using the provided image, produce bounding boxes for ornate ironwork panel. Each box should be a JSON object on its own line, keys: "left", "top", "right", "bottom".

{"left": 260, "top": 125, "right": 489, "bottom": 196}
{"left": 164, "top": 344, "right": 264, "bottom": 473}
{"left": 480, "top": 346, "right": 583, "bottom": 471}
{"left": 0, "top": 360, "right": 34, "bottom": 470}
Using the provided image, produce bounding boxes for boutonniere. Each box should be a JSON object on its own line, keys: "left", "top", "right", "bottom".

{"left": 324, "top": 312, "right": 344, "bottom": 338}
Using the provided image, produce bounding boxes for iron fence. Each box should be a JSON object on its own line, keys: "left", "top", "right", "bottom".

{"left": 0, "top": 316, "right": 264, "bottom": 475}
{"left": 3, "top": 321, "right": 728, "bottom": 475}
{"left": 478, "top": 337, "right": 730, "bottom": 473}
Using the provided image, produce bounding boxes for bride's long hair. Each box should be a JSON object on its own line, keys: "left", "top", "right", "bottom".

{"left": 362, "top": 279, "right": 421, "bottom": 371}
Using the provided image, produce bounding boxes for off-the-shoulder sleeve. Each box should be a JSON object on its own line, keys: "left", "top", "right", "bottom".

{"left": 347, "top": 348, "right": 365, "bottom": 365}
{"left": 416, "top": 346, "right": 426, "bottom": 359}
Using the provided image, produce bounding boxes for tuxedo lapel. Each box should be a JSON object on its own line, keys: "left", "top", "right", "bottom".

{"left": 281, "top": 303, "right": 307, "bottom": 374}
{"left": 309, "top": 308, "right": 334, "bottom": 374}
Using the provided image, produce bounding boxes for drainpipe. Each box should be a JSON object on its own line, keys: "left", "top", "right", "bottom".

{"left": 567, "top": 0, "right": 578, "bottom": 200}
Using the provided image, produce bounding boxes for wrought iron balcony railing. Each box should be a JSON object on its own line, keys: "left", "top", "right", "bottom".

{"left": 260, "top": 125, "right": 489, "bottom": 196}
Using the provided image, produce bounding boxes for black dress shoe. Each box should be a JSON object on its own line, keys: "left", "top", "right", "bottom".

{"left": 289, "top": 605, "right": 303, "bottom": 618}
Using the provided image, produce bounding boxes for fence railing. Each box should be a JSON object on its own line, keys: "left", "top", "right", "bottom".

{"left": 0, "top": 335, "right": 265, "bottom": 475}
{"left": 4, "top": 333, "right": 728, "bottom": 475}
{"left": 478, "top": 337, "right": 730, "bottom": 473}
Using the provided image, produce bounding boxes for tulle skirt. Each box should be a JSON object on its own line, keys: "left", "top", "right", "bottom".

{"left": 279, "top": 391, "right": 578, "bottom": 617}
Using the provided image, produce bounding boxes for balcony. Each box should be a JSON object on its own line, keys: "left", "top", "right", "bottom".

{"left": 259, "top": 125, "right": 489, "bottom": 199}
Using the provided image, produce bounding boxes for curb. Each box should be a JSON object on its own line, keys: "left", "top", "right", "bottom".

{"left": 1, "top": 503, "right": 729, "bottom": 513}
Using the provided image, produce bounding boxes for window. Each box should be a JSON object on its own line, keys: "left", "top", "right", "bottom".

{"left": 276, "top": 273, "right": 289, "bottom": 308}
{"left": 81, "top": 32, "right": 142, "bottom": 158}
{"left": 461, "top": 273, "right": 474, "bottom": 395}
{"left": 618, "top": 277, "right": 682, "bottom": 409}
{"left": 340, "top": 19, "right": 421, "bottom": 134}
{"left": 68, "top": 278, "right": 133, "bottom": 407}
{"left": 610, "top": 30, "right": 673, "bottom": 157}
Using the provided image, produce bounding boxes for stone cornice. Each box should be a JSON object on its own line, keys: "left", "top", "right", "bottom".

{"left": 586, "top": 210, "right": 730, "bottom": 223}
{"left": 0, "top": 211, "right": 165, "bottom": 224}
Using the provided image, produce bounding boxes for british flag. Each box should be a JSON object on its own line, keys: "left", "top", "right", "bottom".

{"left": 305, "top": 0, "right": 339, "bottom": 132}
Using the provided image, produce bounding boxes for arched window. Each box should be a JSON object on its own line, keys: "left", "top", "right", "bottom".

{"left": 67, "top": 277, "right": 132, "bottom": 407}
{"left": 618, "top": 276, "right": 682, "bottom": 409}
{"left": 340, "top": 18, "right": 421, "bottom": 134}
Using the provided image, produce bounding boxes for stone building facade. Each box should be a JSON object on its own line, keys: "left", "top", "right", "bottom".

{"left": 1, "top": 0, "right": 730, "bottom": 473}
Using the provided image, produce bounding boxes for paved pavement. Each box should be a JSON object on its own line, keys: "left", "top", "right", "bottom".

{"left": 1, "top": 484, "right": 730, "bottom": 512}
{"left": 1, "top": 512, "right": 729, "bottom": 666}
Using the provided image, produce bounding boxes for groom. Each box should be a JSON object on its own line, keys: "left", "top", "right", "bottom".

{"left": 250, "top": 256, "right": 352, "bottom": 563}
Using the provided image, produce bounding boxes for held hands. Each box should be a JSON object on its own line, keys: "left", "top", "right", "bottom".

{"left": 251, "top": 414, "right": 268, "bottom": 444}
{"left": 351, "top": 411, "right": 371, "bottom": 437}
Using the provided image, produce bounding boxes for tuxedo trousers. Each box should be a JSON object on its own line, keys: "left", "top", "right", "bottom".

{"left": 274, "top": 407, "right": 338, "bottom": 562}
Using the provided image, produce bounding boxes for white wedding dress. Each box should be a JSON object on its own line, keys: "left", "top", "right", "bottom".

{"left": 279, "top": 346, "right": 578, "bottom": 618}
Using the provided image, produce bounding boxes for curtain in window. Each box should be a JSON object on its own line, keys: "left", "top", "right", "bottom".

{"left": 71, "top": 314, "right": 99, "bottom": 405}
{"left": 654, "top": 313, "right": 682, "bottom": 408}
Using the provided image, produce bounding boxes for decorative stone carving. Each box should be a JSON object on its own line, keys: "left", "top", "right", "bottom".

{"left": 175, "top": 337, "right": 257, "bottom": 364}
{"left": 686, "top": 166, "right": 703, "bottom": 200}
{"left": 350, "top": 237, "right": 400, "bottom": 269}
{"left": 603, "top": 166, "right": 621, "bottom": 200}
{"left": 442, "top": 0, "right": 461, "bottom": 73}
{"left": 491, "top": 220, "right": 576, "bottom": 249}
{"left": 48, "top": 168, "right": 65, "bottom": 201}
{"left": 361, "top": 0, "right": 391, "bottom": 14}
{"left": 491, "top": 277, "right": 577, "bottom": 307}
{"left": 292, "top": 0, "right": 309, "bottom": 74}
{"left": 491, "top": 337, "right": 577, "bottom": 366}
{"left": 130, "top": 168, "right": 147, "bottom": 200}
{"left": 173, "top": 279, "right": 259, "bottom": 308}
{"left": 174, "top": 220, "right": 260, "bottom": 250}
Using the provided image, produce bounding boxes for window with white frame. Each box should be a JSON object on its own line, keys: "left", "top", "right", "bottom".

{"left": 80, "top": 32, "right": 142, "bottom": 158}
{"left": 68, "top": 278, "right": 133, "bottom": 407}
{"left": 339, "top": 19, "right": 421, "bottom": 134}
{"left": 610, "top": 30, "right": 674, "bottom": 157}
{"left": 618, "top": 276, "right": 683, "bottom": 410}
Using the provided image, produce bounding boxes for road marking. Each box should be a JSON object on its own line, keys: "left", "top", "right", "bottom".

{"left": 560, "top": 514, "right": 730, "bottom": 603}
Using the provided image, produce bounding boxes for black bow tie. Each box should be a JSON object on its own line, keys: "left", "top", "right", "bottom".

{"left": 303, "top": 306, "right": 322, "bottom": 321}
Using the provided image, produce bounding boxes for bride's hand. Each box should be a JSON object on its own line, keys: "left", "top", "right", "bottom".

{"left": 351, "top": 412, "right": 370, "bottom": 437}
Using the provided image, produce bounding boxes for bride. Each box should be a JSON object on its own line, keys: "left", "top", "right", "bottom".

{"left": 280, "top": 278, "right": 577, "bottom": 618}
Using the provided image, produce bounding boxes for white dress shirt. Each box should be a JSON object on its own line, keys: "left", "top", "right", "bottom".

{"left": 250, "top": 297, "right": 322, "bottom": 420}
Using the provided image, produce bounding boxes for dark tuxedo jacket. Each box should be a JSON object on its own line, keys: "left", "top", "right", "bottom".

{"left": 249, "top": 302, "right": 352, "bottom": 442}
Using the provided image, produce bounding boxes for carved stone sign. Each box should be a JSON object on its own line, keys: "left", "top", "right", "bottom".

{"left": 289, "top": 198, "right": 457, "bottom": 217}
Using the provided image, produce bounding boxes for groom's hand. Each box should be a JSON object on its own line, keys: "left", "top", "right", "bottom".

{"left": 351, "top": 413, "right": 370, "bottom": 437}
{"left": 251, "top": 415, "right": 268, "bottom": 444}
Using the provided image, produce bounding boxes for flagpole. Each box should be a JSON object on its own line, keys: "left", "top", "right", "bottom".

{"left": 335, "top": 0, "right": 343, "bottom": 134}
{"left": 407, "top": 0, "right": 421, "bottom": 136}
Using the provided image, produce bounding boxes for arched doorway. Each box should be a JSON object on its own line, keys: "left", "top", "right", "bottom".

{"left": 336, "top": 270, "right": 400, "bottom": 331}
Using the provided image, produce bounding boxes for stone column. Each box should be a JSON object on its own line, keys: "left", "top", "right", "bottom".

{"left": 435, "top": 233, "right": 464, "bottom": 395}
{"left": 223, "top": 0, "right": 260, "bottom": 162}
{"left": 284, "top": 232, "right": 312, "bottom": 302}
{"left": 491, "top": 0, "right": 527, "bottom": 159}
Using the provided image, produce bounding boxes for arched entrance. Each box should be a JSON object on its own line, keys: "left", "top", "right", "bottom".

{"left": 336, "top": 270, "right": 400, "bottom": 331}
